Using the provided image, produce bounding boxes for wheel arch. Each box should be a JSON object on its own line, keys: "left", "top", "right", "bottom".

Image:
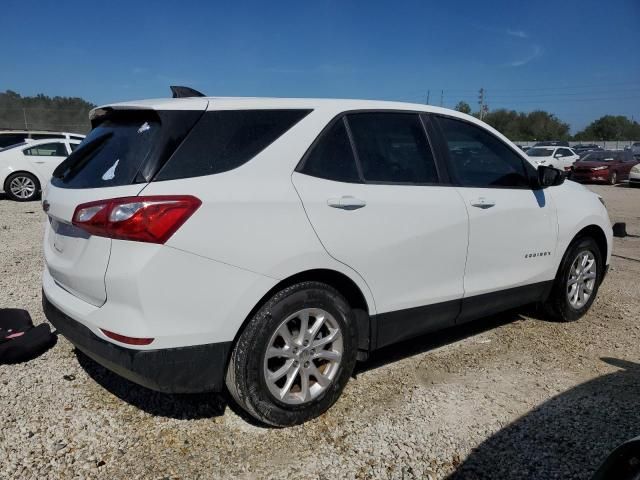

{"left": 229, "top": 268, "right": 374, "bottom": 366}
{"left": 573, "top": 224, "right": 609, "bottom": 263}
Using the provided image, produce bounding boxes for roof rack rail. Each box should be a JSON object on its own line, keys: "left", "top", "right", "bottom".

{"left": 170, "top": 86, "right": 206, "bottom": 98}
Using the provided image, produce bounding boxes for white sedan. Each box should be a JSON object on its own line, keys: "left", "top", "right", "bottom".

{"left": 0, "top": 138, "right": 81, "bottom": 201}
{"left": 527, "top": 146, "right": 580, "bottom": 172}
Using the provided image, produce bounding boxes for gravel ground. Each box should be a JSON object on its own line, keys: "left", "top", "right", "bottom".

{"left": 1, "top": 184, "right": 639, "bottom": 480}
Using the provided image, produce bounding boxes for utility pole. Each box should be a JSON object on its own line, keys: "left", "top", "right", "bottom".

{"left": 23, "top": 108, "right": 28, "bottom": 129}
{"left": 440, "top": 90, "right": 444, "bottom": 107}
{"left": 426, "top": 90, "right": 430, "bottom": 105}
{"left": 478, "top": 88, "right": 486, "bottom": 120}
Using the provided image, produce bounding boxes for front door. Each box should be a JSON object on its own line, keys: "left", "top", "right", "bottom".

{"left": 433, "top": 115, "right": 558, "bottom": 322}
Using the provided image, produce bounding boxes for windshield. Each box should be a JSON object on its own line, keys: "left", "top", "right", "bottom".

{"left": 0, "top": 142, "right": 27, "bottom": 152}
{"left": 580, "top": 152, "right": 615, "bottom": 162}
{"left": 527, "top": 147, "right": 554, "bottom": 157}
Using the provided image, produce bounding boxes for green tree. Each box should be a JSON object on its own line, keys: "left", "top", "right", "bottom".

{"left": 573, "top": 115, "right": 640, "bottom": 140}
{"left": 454, "top": 101, "right": 472, "bottom": 114}
{"left": 482, "top": 108, "right": 570, "bottom": 141}
{"left": 0, "top": 90, "right": 95, "bottom": 133}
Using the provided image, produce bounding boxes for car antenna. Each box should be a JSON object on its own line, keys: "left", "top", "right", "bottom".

{"left": 170, "top": 86, "right": 206, "bottom": 98}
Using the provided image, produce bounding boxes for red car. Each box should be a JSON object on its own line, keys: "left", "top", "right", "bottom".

{"left": 570, "top": 150, "right": 639, "bottom": 185}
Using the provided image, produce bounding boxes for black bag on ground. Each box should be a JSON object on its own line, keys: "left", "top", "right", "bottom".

{"left": 0, "top": 309, "right": 57, "bottom": 364}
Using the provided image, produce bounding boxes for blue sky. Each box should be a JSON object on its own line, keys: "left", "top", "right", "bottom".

{"left": 1, "top": 0, "right": 639, "bottom": 132}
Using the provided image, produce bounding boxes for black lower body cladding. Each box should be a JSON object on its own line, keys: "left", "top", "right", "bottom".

{"left": 42, "top": 293, "right": 231, "bottom": 394}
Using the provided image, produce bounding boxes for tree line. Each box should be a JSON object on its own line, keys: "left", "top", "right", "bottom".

{"left": 0, "top": 90, "right": 637, "bottom": 141}
{"left": 0, "top": 90, "right": 94, "bottom": 134}
{"left": 454, "top": 100, "right": 640, "bottom": 141}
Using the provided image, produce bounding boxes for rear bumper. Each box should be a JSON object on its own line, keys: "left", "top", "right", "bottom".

{"left": 43, "top": 292, "right": 231, "bottom": 393}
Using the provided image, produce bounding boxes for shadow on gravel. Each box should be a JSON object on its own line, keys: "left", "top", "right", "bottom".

{"left": 357, "top": 309, "right": 524, "bottom": 374}
{"left": 75, "top": 349, "right": 229, "bottom": 420}
{"left": 447, "top": 357, "right": 640, "bottom": 480}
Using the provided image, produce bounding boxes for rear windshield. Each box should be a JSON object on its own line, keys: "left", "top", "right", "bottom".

{"left": 51, "top": 110, "right": 202, "bottom": 189}
{"left": 52, "top": 119, "right": 160, "bottom": 188}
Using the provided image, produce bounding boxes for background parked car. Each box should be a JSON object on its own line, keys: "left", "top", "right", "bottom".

{"left": 527, "top": 146, "right": 580, "bottom": 171}
{"left": 573, "top": 144, "right": 603, "bottom": 157}
{"left": 0, "top": 130, "right": 85, "bottom": 149}
{"left": 0, "top": 138, "right": 80, "bottom": 201}
{"left": 626, "top": 163, "right": 640, "bottom": 188}
{"left": 533, "top": 140, "right": 570, "bottom": 147}
{"left": 570, "top": 150, "right": 639, "bottom": 185}
{"left": 631, "top": 142, "right": 640, "bottom": 159}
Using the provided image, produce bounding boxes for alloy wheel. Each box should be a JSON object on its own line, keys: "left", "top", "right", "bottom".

{"left": 9, "top": 176, "right": 36, "bottom": 200}
{"left": 263, "top": 308, "right": 343, "bottom": 405}
{"left": 566, "top": 250, "right": 597, "bottom": 309}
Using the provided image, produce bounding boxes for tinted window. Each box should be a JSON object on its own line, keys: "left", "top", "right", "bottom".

{"left": 52, "top": 118, "right": 161, "bottom": 188}
{"left": 0, "top": 134, "right": 28, "bottom": 148}
{"left": 300, "top": 118, "right": 359, "bottom": 182}
{"left": 70, "top": 135, "right": 84, "bottom": 140}
{"left": 157, "top": 110, "right": 311, "bottom": 181}
{"left": 24, "top": 142, "right": 67, "bottom": 156}
{"left": 346, "top": 113, "right": 438, "bottom": 183}
{"left": 438, "top": 116, "right": 530, "bottom": 188}
{"left": 31, "top": 133, "right": 65, "bottom": 140}
{"left": 69, "top": 143, "right": 80, "bottom": 152}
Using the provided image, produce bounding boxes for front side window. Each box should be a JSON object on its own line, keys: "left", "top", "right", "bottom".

{"left": 23, "top": 142, "right": 67, "bottom": 157}
{"left": 346, "top": 112, "right": 438, "bottom": 183}
{"left": 437, "top": 116, "right": 530, "bottom": 188}
{"left": 299, "top": 118, "right": 360, "bottom": 183}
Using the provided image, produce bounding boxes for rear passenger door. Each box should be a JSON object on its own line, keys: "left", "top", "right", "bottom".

{"left": 432, "top": 115, "right": 558, "bottom": 322}
{"left": 292, "top": 112, "right": 469, "bottom": 347}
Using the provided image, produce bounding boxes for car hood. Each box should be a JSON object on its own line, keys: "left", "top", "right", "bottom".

{"left": 574, "top": 161, "right": 613, "bottom": 168}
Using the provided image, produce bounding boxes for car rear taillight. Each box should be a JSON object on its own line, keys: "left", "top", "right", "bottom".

{"left": 72, "top": 195, "right": 201, "bottom": 244}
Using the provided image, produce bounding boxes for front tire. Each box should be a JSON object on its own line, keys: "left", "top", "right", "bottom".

{"left": 225, "top": 282, "right": 358, "bottom": 427}
{"left": 5, "top": 172, "right": 40, "bottom": 201}
{"left": 543, "top": 236, "right": 603, "bottom": 322}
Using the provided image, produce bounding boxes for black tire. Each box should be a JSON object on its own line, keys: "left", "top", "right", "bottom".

{"left": 5, "top": 172, "right": 40, "bottom": 202}
{"left": 225, "top": 282, "right": 358, "bottom": 427}
{"left": 543, "top": 236, "right": 603, "bottom": 322}
{"left": 608, "top": 171, "right": 617, "bottom": 185}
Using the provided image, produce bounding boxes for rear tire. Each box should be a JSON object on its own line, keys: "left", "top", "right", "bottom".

{"left": 5, "top": 172, "right": 40, "bottom": 202}
{"left": 225, "top": 282, "right": 358, "bottom": 427}
{"left": 542, "top": 236, "right": 603, "bottom": 322}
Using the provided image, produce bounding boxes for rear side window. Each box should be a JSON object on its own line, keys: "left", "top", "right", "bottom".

{"left": 437, "top": 116, "right": 530, "bottom": 188}
{"left": 346, "top": 113, "right": 438, "bottom": 183}
{"left": 156, "top": 110, "right": 311, "bottom": 181}
{"left": 24, "top": 143, "right": 67, "bottom": 156}
{"left": 299, "top": 118, "right": 360, "bottom": 183}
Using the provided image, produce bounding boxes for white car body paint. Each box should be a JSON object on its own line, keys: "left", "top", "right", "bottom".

{"left": 41, "top": 97, "right": 612, "bottom": 357}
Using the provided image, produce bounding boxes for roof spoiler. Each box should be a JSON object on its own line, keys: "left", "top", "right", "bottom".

{"left": 170, "top": 86, "right": 206, "bottom": 98}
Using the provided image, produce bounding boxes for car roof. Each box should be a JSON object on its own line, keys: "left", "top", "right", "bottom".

{"left": 20, "top": 138, "right": 81, "bottom": 147}
{"left": 93, "top": 96, "right": 474, "bottom": 118}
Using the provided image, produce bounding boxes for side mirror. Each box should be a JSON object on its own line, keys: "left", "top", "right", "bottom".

{"left": 538, "top": 165, "right": 565, "bottom": 188}
{"left": 554, "top": 153, "right": 562, "bottom": 158}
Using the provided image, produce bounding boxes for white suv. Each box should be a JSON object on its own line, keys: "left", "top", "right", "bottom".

{"left": 42, "top": 96, "right": 612, "bottom": 426}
